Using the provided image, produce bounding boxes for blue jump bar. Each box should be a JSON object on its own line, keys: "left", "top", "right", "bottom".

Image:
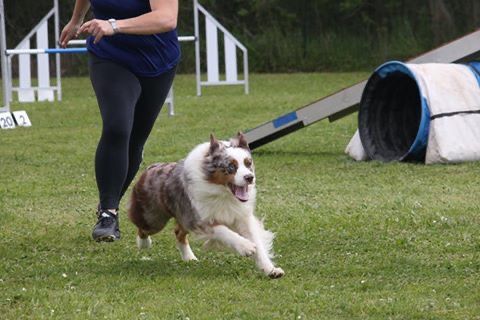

{"left": 6, "top": 47, "right": 88, "bottom": 55}
{"left": 45, "top": 48, "right": 88, "bottom": 54}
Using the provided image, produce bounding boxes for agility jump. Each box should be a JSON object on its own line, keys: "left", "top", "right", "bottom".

{"left": 0, "top": 0, "right": 249, "bottom": 128}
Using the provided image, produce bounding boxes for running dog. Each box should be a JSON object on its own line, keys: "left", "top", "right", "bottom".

{"left": 128, "top": 132, "right": 284, "bottom": 278}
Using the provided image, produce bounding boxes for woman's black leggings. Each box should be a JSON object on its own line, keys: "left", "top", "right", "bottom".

{"left": 88, "top": 53, "right": 176, "bottom": 210}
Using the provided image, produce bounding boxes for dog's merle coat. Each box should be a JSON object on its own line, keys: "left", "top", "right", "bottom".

{"left": 128, "top": 133, "right": 284, "bottom": 278}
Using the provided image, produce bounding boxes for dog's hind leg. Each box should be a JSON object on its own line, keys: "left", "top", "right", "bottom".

{"left": 136, "top": 229, "right": 152, "bottom": 249}
{"left": 174, "top": 223, "right": 198, "bottom": 261}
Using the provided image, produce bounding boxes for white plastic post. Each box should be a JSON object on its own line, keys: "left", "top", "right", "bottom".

{"left": 0, "top": 0, "right": 10, "bottom": 112}
{"left": 36, "top": 20, "right": 54, "bottom": 101}
{"left": 193, "top": 0, "right": 201, "bottom": 96}
{"left": 165, "top": 87, "right": 174, "bottom": 116}
{"left": 206, "top": 17, "right": 219, "bottom": 83}
{"left": 18, "top": 41, "right": 35, "bottom": 102}
{"left": 54, "top": 0, "right": 61, "bottom": 101}
{"left": 224, "top": 35, "right": 238, "bottom": 82}
{"left": 244, "top": 50, "right": 249, "bottom": 94}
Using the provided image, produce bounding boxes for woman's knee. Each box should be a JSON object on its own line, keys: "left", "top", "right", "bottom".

{"left": 101, "top": 121, "right": 132, "bottom": 144}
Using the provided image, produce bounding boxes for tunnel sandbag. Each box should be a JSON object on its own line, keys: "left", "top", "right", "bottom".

{"left": 357, "top": 61, "right": 480, "bottom": 163}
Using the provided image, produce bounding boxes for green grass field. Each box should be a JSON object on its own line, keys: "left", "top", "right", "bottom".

{"left": 1, "top": 73, "right": 479, "bottom": 319}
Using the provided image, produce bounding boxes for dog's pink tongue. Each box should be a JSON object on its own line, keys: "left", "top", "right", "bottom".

{"left": 234, "top": 185, "right": 249, "bottom": 202}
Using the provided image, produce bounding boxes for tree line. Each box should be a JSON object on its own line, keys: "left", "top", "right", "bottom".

{"left": 4, "top": 0, "right": 480, "bottom": 74}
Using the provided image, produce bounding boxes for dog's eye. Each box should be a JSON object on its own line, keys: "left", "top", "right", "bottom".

{"left": 244, "top": 158, "right": 252, "bottom": 168}
{"left": 226, "top": 163, "right": 236, "bottom": 174}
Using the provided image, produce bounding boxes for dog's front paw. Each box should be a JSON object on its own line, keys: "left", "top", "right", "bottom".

{"left": 235, "top": 239, "right": 256, "bottom": 257}
{"left": 182, "top": 254, "right": 198, "bottom": 262}
{"left": 268, "top": 267, "right": 285, "bottom": 279}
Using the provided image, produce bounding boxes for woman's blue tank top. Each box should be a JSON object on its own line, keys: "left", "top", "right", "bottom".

{"left": 87, "top": 0, "right": 180, "bottom": 77}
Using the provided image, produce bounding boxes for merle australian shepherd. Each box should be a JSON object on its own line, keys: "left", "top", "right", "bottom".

{"left": 128, "top": 132, "right": 284, "bottom": 278}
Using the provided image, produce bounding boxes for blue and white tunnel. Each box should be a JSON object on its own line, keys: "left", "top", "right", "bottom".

{"left": 355, "top": 61, "right": 480, "bottom": 163}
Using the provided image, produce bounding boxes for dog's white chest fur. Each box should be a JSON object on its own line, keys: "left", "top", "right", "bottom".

{"left": 191, "top": 188, "right": 256, "bottom": 226}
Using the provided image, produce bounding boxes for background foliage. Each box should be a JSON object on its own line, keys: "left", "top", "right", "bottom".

{"left": 4, "top": 0, "right": 480, "bottom": 73}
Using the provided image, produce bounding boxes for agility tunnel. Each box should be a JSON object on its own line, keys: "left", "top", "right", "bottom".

{"left": 346, "top": 61, "right": 480, "bottom": 164}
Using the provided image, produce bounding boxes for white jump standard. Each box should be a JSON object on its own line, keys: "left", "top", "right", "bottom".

{"left": 0, "top": 0, "right": 249, "bottom": 129}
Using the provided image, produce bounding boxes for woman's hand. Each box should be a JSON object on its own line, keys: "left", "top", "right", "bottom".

{"left": 78, "top": 19, "right": 115, "bottom": 44}
{"left": 59, "top": 20, "right": 82, "bottom": 48}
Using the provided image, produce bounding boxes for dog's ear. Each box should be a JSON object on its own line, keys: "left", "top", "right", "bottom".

{"left": 231, "top": 131, "right": 250, "bottom": 150}
{"left": 209, "top": 133, "right": 221, "bottom": 154}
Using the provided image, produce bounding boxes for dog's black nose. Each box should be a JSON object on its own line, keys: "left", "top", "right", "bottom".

{"left": 244, "top": 174, "right": 254, "bottom": 184}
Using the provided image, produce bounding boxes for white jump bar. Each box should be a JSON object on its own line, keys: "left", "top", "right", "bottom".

{"left": 68, "top": 36, "right": 196, "bottom": 46}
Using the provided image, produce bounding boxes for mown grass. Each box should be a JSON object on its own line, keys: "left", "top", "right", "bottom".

{"left": 1, "top": 73, "right": 479, "bottom": 319}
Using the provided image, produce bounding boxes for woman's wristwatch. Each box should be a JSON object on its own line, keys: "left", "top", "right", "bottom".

{"left": 108, "top": 19, "right": 119, "bottom": 34}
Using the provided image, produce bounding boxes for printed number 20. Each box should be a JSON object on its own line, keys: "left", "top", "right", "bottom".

{"left": 0, "top": 115, "right": 14, "bottom": 128}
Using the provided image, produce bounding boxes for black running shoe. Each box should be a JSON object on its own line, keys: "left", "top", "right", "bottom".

{"left": 92, "top": 210, "right": 121, "bottom": 242}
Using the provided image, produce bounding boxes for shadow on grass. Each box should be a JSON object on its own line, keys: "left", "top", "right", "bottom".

{"left": 4, "top": 233, "right": 260, "bottom": 281}
{"left": 2, "top": 213, "right": 268, "bottom": 282}
{"left": 103, "top": 255, "right": 254, "bottom": 280}
{"left": 9, "top": 253, "right": 254, "bottom": 286}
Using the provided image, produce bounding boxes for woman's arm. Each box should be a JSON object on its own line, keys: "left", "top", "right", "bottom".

{"left": 70, "top": 0, "right": 91, "bottom": 24}
{"left": 78, "top": 0, "right": 178, "bottom": 44}
{"left": 59, "top": 0, "right": 90, "bottom": 47}
{"left": 118, "top": 0, "right": 178, "bottom": 34}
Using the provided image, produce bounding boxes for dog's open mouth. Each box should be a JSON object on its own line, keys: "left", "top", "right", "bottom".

{"left": 228, "top": 183, "right": 249, "bottom": 202}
